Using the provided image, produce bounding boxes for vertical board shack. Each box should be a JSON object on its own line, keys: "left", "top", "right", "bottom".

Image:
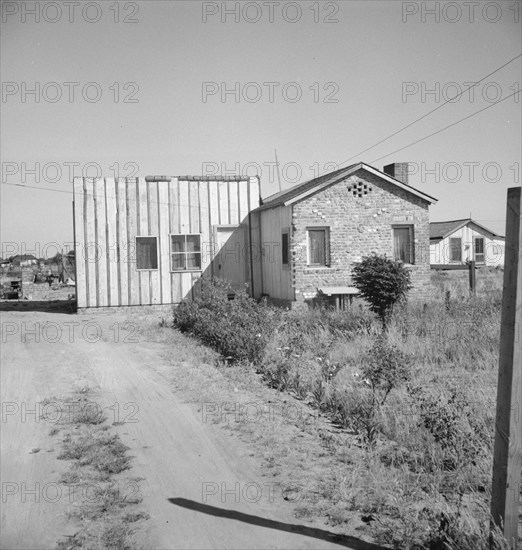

{"left": 73, "top": 176, "right": 260, "bottom": 310}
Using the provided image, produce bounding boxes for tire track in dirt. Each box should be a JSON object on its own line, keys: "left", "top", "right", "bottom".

{"left": 1, "top": 310, "right": 382, "bottom": 549}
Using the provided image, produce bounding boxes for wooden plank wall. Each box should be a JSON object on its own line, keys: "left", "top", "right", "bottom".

{"left": 73, "top": 179, "right": 87, "bottom": 308}
{"left": 73, "top": 176, "right": 261, "bottom": 308}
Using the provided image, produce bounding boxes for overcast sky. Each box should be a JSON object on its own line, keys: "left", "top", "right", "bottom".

{"left": 1, "top": 0, "right": 521, "bottom": 257}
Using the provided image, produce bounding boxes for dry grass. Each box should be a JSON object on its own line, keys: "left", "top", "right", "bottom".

{"left": 49, "top": 387, "right": 148, "bottom": 550}
{"left": 143, "top": 268, "right": 520, "bottom": 549}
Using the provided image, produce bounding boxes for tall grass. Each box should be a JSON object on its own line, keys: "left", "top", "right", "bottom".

{"left": 172, "top": 273, "right": 516, "bottom": 549}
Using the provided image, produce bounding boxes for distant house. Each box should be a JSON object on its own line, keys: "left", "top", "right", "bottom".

{"left": 249, "top": 162, "right": 437, "bottom": 309}
{"left": 429, "top": 219, "right": 505, "bottom": 268}
{"left": 8, "top": 254, "right": 38, "bottom": 267}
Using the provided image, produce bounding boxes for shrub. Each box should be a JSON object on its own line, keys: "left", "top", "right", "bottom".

{"left": 328, "top": 339, "right": 413, "bottom": 445}
{"left": 362, "top": 337, "right": 413, "bottom": 406}
{"left": 407, "top": 385, "right": 488, "bottom": 472}
{"left": 352, "top": 253, "right": 412, "bottom": 330}
{"left": 173, "top": 277, "right": 280, "bottom": 363}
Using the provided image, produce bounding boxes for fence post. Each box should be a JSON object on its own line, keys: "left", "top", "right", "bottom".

{"left": 490, "top": 187, "right": 521, "bottom": 549}
{"left": 445, "top": 290, "right": 451, "bottom": 311}
{"left": 469, "top": 260, "right": 476, "bottom": 296}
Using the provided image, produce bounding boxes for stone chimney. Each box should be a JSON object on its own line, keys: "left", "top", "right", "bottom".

{"left": 383, "top": 163, "right": 409, "bottom": 185}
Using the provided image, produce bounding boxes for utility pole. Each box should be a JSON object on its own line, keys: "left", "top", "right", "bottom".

{"left": 274, "top": 149, "right": 282, "bottom": 192}
{"left": 491, "top": 187, "right": 521, "bottom": 549}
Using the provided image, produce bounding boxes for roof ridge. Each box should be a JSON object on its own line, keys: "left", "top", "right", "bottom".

{"left": 257, "top": 161, "right": 436, "bottom": 210}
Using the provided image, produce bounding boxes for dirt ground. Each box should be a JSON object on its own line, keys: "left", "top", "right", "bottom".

{"left": 0, "top": 308, "right": 383, "bottom": 550}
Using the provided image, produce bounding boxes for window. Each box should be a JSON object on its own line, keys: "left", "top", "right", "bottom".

{"left": 282, "top": 230, "right": 289, "bottom": 266}
{"left": 449, "top": 237, "right": 462, "bottom": 262}
{"left": 393, "top": 226, "right": 414, "bottom": 264}
{"left": 474, "top": 237, "right": 485, "bottom": 263}
{"left": 171, "top": 234, "right": 201, "bottom": 271}
{"left": 308, "top": 228, "right": 329, "bottom": 266}
{"left": 136, "top": 237, "right": 158, "bottom": 270}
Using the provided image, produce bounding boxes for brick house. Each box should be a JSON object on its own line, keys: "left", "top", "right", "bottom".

{"left": 250, "top": 162, "right": 437, "bottom": 309}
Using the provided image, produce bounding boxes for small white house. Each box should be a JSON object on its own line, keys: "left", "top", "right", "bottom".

{"left": 430, "top": 218, "right": 505, "bottom": 267}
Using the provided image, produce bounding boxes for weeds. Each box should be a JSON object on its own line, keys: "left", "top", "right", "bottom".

{"left": 168, "top": 274, "right": 515, "bottom": 549}
{"left": 173, "top": 277, "right": 281, "bottom": 363}
{"left": 51, "top": 387, "right": 147, "bottom": 550}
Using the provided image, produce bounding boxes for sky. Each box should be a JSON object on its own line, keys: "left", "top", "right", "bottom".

{"left": 1, "top": 0, "right": 521, "bottom": 258}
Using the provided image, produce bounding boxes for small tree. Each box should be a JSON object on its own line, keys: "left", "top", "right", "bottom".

{"left": 351, "top": 253, "right": 412, "bottom": 330}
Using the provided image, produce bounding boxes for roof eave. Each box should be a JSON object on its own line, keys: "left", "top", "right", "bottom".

{"left": 256, "top": 161, "right": 438, "bottom": 211}
{"left": 283, "top": 162, "right": 437, "bottom": 206}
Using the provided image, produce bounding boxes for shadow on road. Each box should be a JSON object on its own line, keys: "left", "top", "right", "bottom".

{"left": 168, "top": 497, "right": 389, "bottom": 550}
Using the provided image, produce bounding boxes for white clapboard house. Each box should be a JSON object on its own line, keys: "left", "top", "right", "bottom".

{"left": 430, "top": 218, "right": 505, "bottom": 268}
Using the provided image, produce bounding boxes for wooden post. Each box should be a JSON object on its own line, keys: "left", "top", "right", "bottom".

{"left": 445, "top": 290, "right": 451, "bottom": 311}
{"left": 469, "top": 260, "right": 476, "bottom": 296}
{"left": 491, "top": 187, "right": 521, "bottom": 549}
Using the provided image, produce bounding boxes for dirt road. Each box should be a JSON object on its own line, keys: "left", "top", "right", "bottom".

{"left": 1, "top": 309, "right": 382, "bottom": 550}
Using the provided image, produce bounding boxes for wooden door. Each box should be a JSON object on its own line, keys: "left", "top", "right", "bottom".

{"left": 213, "top": 225, "right": 248, "bottom": 291}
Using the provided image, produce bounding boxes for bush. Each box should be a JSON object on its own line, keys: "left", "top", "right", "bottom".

{"left": 173, "top": 278, "right": 280, "bottom": 363}
{"left": 328, "top": 339, "right": 413, "bottom": 445}
{"left": 408, "top": 385, "right": 488, "bottom": 472}
{"left": 362, "top": 337, "right": 413, "bottom": 406}
{"left": 352, "top": 253, "right": 412, "bottom": 330}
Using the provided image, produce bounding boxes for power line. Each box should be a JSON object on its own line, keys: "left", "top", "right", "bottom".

{"left": 2, "top": 84, "right": 520, "bottom": 202}
{"left": 338, "top": 52, "right": 522, "bottom": 167}
{"left": 2, "top": 182, "right": 72, "bottom": 194}
{"left": 370, "top": 89, "right": 520, "bottom": 163}
{"left": 0, "top": 180, "right": 249, "bottom": 212}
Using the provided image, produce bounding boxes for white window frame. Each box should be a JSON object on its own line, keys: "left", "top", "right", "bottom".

{"left": 449, "top": 237, "right": 462, "bottom": 263}
{"left": 169, "top": 233, "right": 203, "bottom": 272}
{"left": 306, "top": 227, "right": 330, "bottom": 267}
{"left": 393, "top": 225, "right": 415, "bottom": 265}
{"left": 474, "top": 236, "right": 485, "bottom": 264}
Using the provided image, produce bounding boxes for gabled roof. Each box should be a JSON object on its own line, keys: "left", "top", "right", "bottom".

{"left": 255, "top": 162, "right": 437, "bottom": 210}
{"left": 429, "top": 219, "right": 504, "bottom": 240}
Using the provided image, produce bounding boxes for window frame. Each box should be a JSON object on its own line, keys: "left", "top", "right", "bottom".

{"left": 449, "top": 237, "right": 462, "bottom": 263}
{"left": 306, "top": 227, "right": 330, "bottom": 267}
{"left": 474, "top": 236, "right": 485, "bottom": 264}
{"left": 135, "top": 236, "right": 159, "bottom": 271}
{"left": 281, "top": 228, "right": 290, "bottom": 269}
{"left": 392, "top": 225, "right": 415, "bottom": 265}
{"left": 169, "top": 233, "right": 203, "bottom": 273}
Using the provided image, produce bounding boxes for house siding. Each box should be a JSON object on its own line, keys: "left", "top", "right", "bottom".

{"left": 430, "top": 225, "right": 504, "bottom": 267}
{"left": 286, "top": 169, "right": 431, "bottom": 306}
{"left": 73, "top": 176, "right": 260, "bottom": 309}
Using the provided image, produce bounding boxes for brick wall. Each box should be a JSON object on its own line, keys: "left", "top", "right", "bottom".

{"left": 288, "top": 168, "right": 432, "bottom": 306}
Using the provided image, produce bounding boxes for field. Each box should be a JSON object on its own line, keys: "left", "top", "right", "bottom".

{"left": 170, "top": 267, "right": 521, "bottom": 549}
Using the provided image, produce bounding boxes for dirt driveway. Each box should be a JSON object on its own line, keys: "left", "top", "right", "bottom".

{"left": 1, "top": 308, "right": 385, "bottom": 550}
